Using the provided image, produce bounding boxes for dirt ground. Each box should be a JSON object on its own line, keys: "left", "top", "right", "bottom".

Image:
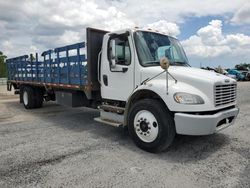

{"left": 0, "top": 83, "right": 249, "bottom": 188}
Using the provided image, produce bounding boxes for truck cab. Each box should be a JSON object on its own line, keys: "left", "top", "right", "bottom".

{"left": 97, "top": 28, "right": 239, "bottom": 152}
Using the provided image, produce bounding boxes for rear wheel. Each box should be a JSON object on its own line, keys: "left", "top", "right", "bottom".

{"left": 128, "top": 99, "right": 176, "bottom": 153}
{"left": 22, "top": 86, "right": 36, "bottom": 109}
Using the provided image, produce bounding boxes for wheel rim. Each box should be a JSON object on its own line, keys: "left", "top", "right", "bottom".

{"left": 23, "top": 91, "right": 28, "bottom": 106}
{"left": 133, "top": 110, "right": 159, "bottom": 143}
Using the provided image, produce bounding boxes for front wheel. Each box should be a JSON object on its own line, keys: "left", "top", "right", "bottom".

{"left": 128, "top": 99, "right": 176, "bottom": 153}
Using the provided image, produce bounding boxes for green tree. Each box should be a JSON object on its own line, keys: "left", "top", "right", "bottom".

{"left": 235, "top": 63, "right": 250, "bottom": 70}
{"left": 0, "top": 51, "right": 7, "bottom": 78}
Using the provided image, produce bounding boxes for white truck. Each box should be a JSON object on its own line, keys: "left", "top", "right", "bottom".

{"left": 6, "top": 27, "right": 239, "bottom": 152}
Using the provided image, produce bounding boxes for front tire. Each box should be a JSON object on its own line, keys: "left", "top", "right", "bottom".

{"left": 128, "top": 99, "right": 176, "bottom": 153}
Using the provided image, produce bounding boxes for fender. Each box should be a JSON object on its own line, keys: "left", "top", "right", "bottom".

{"left": 123, "top": 83, "right": 169, "bottom": 126}
{"left": 123, "top": 78, "right": 215, "bottom": 126}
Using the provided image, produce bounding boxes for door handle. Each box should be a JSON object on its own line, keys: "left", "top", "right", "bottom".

{"left": 122, "top": 67, "right": 128, "bottom": 73}
{"left": 103, "top": 75, "right": 108, "bottom": 86}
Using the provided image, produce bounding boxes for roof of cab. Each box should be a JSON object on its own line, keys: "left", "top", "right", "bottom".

{"left": 109, "top": 27, "right": 178, "bottom": 39}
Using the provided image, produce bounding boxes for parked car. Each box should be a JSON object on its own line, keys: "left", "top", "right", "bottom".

{"left": 226, "top": 74, "right": 237, "bottom": 80}
{"left": 227, "top": 69, "right": 245, "bottom": 81}
{"left": 240, "top": 70, "right": 250, "bottom": 81}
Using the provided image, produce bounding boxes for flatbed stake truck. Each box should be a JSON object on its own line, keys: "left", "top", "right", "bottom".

{"left": 6, "top": 27, "right": 239, "bottom": 152}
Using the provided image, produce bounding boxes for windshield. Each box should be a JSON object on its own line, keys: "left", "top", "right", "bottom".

{"left": 134, "top": 31, "right": 189, "bottom": 67}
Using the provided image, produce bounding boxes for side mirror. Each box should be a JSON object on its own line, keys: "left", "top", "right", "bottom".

{"left": 110, "top": 39, "right": 116, "bottom": 68}
{"left": 160, "top": 57, "right": 170, "bottom": 70}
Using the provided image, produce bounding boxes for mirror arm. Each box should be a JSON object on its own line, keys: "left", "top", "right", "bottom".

{"left": 168, "top": 72, "right": 177, "bottom": 83}
{"left": 141, "top": 70, "right": 166, "bottom": 85}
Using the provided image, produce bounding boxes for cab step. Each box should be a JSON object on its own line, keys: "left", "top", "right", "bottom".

{"left": 94, "top": 110, "right": 124, "bottom": 127}
{"left": 94, "top": 117, "right": 122, "bottom": 127}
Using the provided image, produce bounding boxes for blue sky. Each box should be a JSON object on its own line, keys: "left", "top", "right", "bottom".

{"left": 178, "top": 15, "right": 250, "bottom": 67}
{"left": 179, "top": 16, "right": 225, "bottom": 40}
{"left": 0, "top": 0, "right": 250, "bottom": 68}
{"left": 179, "top": 15, "right": 250, "bottom": 41}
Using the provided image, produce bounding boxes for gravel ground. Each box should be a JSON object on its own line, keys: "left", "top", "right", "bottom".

{"left": 0, "top": 83, "right": 249, "bottom": 188}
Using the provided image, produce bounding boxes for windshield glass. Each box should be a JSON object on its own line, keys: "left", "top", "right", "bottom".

{"left": 134, "top": 31, "right": 189, "bottom": 67}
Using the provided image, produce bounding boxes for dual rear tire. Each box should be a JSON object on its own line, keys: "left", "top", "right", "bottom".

{"left": 21, "top": 86, "right": 44, "bottom": 109}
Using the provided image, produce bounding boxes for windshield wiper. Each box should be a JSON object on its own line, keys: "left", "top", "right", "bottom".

{"left": 144, "top": 60, "right": 190, "bottom": 67}
{"left": 170, "top": 61, "right": 190, "bottom": 66}
{"left": 143, "top": 61, "right": 160, "bottom": 66}
{"left": 171, "top": 61, "right": 185, "bottom": 65}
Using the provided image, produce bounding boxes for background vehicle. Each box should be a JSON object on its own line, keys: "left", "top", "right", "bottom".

{"left": 226, "top": 74, "right": 237, "bottom": 80}
{"left": 240, "top": 70, "right": 250, "bottom": 81}
{"left": 227, "top": 69, "right": 245, "bottom": 81}
{"left": 246, "top": 72, "right": 250, "bottom": 81}
{"left": 6, "top": 27, "right": 239, "bottom": 152}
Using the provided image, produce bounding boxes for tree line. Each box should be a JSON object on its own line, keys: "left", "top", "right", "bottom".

{"left": 0, "top": 51, "right": 7, "bottom": 78}
{"left": 234, "top": 63, "right": 250, "bottom": 71}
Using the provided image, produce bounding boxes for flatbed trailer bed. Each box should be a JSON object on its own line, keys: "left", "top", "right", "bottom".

{"left": 7, "top": 42, "right": 87, "bottom": 90}
{"left": 7, "top": 28, "right": 108, "bottom": 95}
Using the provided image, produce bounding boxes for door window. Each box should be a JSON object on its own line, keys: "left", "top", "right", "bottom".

{"left": 108, "top": 36, "right": 131, "bottom": 66}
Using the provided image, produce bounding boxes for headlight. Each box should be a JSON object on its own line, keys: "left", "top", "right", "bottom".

{"left": 174, "top": 92, "right": 204, "bottom": 104}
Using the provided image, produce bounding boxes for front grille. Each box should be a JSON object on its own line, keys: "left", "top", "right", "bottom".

{"left": 214, "top": 84, "right": 237, "bottom": 107}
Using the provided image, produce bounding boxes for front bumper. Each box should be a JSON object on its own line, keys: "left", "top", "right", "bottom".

{"left": 174, "top": 107, "right": 239, "bottom": 135}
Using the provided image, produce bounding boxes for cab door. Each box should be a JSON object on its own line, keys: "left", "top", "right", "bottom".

{"left": 100, "top": 31, "right": 135, "bottom": 101}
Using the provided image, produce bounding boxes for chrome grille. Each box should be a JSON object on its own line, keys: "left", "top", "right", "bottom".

{"left": 214, "top": 84, "right": 237, "bottom": 107}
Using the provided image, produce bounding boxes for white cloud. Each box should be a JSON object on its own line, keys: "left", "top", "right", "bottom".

{"left": 102, "top": 7, "right": 135, "bottom": 31}
{"left": 58, "top": 30, "right": 81, "bottom": 45}
{"left": 108, "top": 0, "right": 247, "bottom": 24}
{"left": 197, "top": 20, "right": 224, "bottom": 46}
{"left": 0, "top": 0, "right": 249, "bottom": 68}
{"left": 182, "top": 19, "right": 250, "bottom": 61}
{"left": 25, "top": 0, "right": 135, "bottom": 32}
{"left": 231, "top": 2, "right": 250, "bottom": 25}
{"left": 1, "top": 41, "right": 14, "bottom": 56}
{"left": 145, "top": 20, "right": 180, "bottom": 37}
{"left": 225, "top": 34, "right": 250, "bottom": 47}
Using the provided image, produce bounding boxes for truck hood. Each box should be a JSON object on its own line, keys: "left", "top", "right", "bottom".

{"left": 140, "top": 66, "right": 237, "bottom": 112}
{"left": 141, "top": 66, "right": 235, "bottom": 85}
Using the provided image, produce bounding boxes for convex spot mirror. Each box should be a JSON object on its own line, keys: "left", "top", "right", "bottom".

{"left": 160, "top": 57, "right": 170, "bottom": 70}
